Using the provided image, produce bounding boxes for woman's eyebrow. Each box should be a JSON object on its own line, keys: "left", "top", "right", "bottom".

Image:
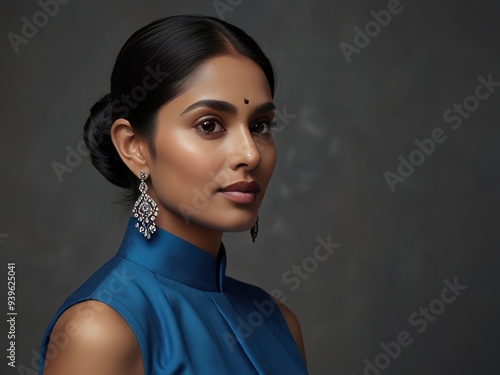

{"left": 181, "top": 99, "right": 237, "bottom": 115}
{"left": 180, "top": 99, "right": 275, "bottom": 116}
{"left": 253, "top": 101, "right": 276, "bottom": 114}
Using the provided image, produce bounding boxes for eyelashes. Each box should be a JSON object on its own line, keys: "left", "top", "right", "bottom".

{"left": 195, "top": 118, "right": 224, "bottom": 136}
{"left": 249, "top": 119, "right": 278, "bottom": 134}
{"left": 194, "top": 116, "right": 277, "bottom": 138}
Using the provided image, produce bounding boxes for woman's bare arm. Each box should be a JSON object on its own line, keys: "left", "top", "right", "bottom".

{"left": 42, "top": 300, "right": 143, "bottom": 375}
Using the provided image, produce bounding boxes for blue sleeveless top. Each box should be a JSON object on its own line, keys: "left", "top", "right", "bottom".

{"left": 38, "top": 217, "right": 309, "bottom": 374}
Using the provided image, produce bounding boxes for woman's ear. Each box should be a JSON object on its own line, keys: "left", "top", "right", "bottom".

{"left": 110, "top": 118, "right": 150, "bottom": 177}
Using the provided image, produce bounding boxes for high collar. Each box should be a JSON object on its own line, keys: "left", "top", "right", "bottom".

{"left": 116, "top": 217, "right": 227, "bottom": 293}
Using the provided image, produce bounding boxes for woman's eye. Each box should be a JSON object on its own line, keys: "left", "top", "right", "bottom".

{"left": 196, "top": 119, "right": 224, "bottom": 136}
{"left": 250, "top": 119, "right": 277, "bottom": 134}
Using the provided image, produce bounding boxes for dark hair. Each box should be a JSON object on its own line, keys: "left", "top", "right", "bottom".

{"left": 83, "top": 15, "right": 275, "bottom": 202}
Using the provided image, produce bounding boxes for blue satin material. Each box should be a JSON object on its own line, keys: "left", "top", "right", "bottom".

{"left": 39, "top": 217, "right": 309, "bottom": 374}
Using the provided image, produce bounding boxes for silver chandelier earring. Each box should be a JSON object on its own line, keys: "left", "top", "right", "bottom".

{"left": 132, "top": 170, "right": 159, "bottom": 239}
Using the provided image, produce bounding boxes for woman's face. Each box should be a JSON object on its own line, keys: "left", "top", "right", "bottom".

{"left": 145, "top": 55, "right": 277, "bottom": 234}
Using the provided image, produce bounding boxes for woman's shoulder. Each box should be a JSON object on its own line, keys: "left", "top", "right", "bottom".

{"left": 41, "top": 300, "right": 143, "bottom": 375}
{"left": 39, "top": 256, "right": 156, "bottom": 374}
{"left": 61, "top": 254, "right": 158, "bottom": 315}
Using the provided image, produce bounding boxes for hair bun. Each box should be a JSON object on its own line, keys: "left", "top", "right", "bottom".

{"left": 83, "top": 93, "right": 133, "bottom": 189}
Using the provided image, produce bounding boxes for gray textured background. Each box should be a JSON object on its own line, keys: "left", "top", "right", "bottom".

{"left": 1, "top": 1, "right": 499, "bottom": 374}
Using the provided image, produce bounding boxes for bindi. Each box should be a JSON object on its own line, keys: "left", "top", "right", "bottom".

{"left": 244, "top": 98, "right": 249, "bottom": 104}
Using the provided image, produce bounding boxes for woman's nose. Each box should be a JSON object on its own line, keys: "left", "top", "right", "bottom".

{"left": 227, "top": 129, "right": 261, "bottom": 171}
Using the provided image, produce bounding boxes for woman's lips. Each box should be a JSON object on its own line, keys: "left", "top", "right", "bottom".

{"left": 218, "top": 191, "right": 256, "bottom": 203}
{"left": 218, "top": 181, "right": 260, "bottom": 203}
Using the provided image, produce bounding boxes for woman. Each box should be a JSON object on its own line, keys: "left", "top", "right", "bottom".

{"left": 39, "top": 15, "right": 308, "bottom": 375}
